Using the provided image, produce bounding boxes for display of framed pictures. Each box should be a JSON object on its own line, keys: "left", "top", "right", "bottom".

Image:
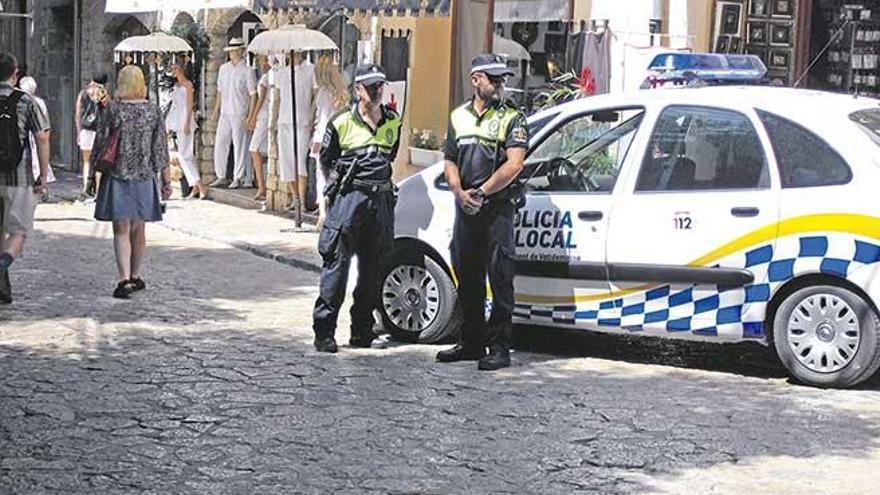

{"left": 745, "top": 45, "right": 767, "bottom": 60}
{"left": 748, "top": 22, "right": 768, "bottom": 43}
{"left": 720, "top": 3, "right": 743, "bottom": 35}
{"left": 749, "top": 0, "right": 770, "bottom": 18}
{"left": 770, "top": 23, "right": 792, "bottom": 45}
{"left": 769, "top": 49, "right": 790, "bottom": 68}
{"left": 771, "top": 0, "right": 793, "bottom": 17}
{"left": 716, "top": 36, "right": 731, "bottom": 53}
{"left": 730, "top": 37, "right": 743, "bottom": 53}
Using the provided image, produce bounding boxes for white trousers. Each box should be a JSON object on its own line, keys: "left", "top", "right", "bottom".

{"left": 176, "top": 129, "right": 200, "bottom": 185}
{"left": 278, "top": 124, "right": 310, "bottom": 183}
{"left": 213, "top": 115, "right": 251, "bottom": 181}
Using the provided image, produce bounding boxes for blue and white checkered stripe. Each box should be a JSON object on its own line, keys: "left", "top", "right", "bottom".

{"left": 511, "top": 235, "right": 880, "bottom": 340}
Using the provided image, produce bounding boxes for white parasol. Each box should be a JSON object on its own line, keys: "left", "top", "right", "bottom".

{"left": 248, "top": 24, "right": 339, "bottom": 227}
{"left": 494, "top": 34, "right": 531, "bottom": 61}
{"left": 114, "top": 32, "right": 193, "bottom": 62}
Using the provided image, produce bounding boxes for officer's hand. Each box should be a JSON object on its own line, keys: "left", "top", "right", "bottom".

{"left": 458, "top": 189, "right": 483, "bottom": 215}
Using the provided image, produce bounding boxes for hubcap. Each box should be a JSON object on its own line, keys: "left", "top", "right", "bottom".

{"left": 382, "top": 264, "right": 440, "bottom": 332}
{"left": 787, "top": 293, "right": 861, "bottom": 373}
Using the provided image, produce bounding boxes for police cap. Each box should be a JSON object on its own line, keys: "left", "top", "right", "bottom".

{"left": 470, "top": 53, "right": 515, "bottom": 77}
{"left": 354, "top": 64, "right": 387, "bottom": 86}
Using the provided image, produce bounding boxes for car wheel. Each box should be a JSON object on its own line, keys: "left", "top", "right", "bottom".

{"left": 773, "top": 285, "right": 880, "bottom": 388}
{"left": 380, "top": 247, "right": 460, "bottom": 344}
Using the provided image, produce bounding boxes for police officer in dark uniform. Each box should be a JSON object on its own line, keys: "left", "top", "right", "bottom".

{"left": 312, "top": 64, "right": 402, "bottom": 353}
{"left": 436, "top": 54, "right": 529, "bottom": 370}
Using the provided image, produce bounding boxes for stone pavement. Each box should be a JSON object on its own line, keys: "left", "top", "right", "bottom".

{"left": 1, "top": 185, "right": 880, "bottom": 493}
{"left": 48, "top": 170, "right": 323, "bottom": 273}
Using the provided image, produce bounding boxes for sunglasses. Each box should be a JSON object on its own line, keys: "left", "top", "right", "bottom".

{"left": 484, "top": 74, "right": 507, "bottom": 86}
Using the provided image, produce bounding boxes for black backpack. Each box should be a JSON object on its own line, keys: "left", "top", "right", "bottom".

{"left": 0, "top": 90, "right": 25, "bottom": 172}
{"left": 81, "top": 95, "right": 101, "bottom": 130}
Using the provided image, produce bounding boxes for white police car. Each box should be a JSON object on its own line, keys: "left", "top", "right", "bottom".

{"left": 381, "top": 86, "right": 880, "bottom": 388}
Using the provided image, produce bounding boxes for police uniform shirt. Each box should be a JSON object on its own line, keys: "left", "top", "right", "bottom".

{"left": 320, "top": 104, "right": 401, "bottom": 182}
{"left": 217, "top": 58, "right": 257, "bottom": 118}
{"left": 443, "top": 99, "right": 529, "bottom": 191}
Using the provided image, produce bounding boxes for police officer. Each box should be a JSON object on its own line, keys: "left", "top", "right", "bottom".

{"left": 436, "top": 54, "right": 529, "bottom": 370}
{"left": 312, "top": 64, "right": 402, "bottom": 353}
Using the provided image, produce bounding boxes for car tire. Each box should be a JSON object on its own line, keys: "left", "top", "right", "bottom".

{"left": 380, "top": 247, "right": 460, "bottom": 344}
{"left": 773, "top": 285, "right": 880, "bottom": 388}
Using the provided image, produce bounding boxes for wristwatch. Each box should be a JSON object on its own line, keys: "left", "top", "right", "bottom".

{"left": 474, "top": 187, "right": 486, "bottom": 200}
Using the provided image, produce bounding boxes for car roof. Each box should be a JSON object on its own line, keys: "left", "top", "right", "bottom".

{"left": 549, "top": 86, "right": 880, "bottom": 126}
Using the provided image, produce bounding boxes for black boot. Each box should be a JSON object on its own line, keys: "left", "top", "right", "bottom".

{"left": 478, "top": 347, "right": 510, "bottom": 371}
{"left": 0, "top": 268, "right": 11, "bottom": 304}
{"left": 349, "top": 332, "right": 378, "bottom": 348}
{"left": 436, "top": 344, "right": 486, "bottom": 363}
{"left": 314, "top": 336, "right": 338, "bottom": 353}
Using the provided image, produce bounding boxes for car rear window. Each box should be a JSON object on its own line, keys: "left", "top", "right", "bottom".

{"left": 850, "top": 108, "right": 880, "bottom": 146}
{"left": 757, "top": 110, "right": 852, "bottom": 189}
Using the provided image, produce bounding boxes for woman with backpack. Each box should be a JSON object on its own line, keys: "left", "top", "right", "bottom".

{"left": 74, "top": 74, "right": 109, "bottom": 201}
{"left": 87, "top": 66, "right": 171, "bottom": 299}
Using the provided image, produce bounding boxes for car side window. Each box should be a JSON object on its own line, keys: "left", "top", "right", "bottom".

{"left": 758, "top": 110, "right": 852, "bottom": 188}
{"left": 523, "top": 108, "right": 645, "bottom": 193}
{"left": 636, "top": 106, "right": 769, "bottom": 192}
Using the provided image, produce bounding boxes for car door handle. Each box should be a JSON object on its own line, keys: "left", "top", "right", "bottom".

{"left": 578, "top": 211, "right": 604, "bottom": 222}
{"left": 731, "top": 207, "right": 760, "bottom": 218}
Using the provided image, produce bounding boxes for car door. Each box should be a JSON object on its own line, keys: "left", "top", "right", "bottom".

{"left": 513, "top": 106, "right": 647, "bottom": 330}
{"left": 605, "top": 104, "right": 780, "bottom": 339}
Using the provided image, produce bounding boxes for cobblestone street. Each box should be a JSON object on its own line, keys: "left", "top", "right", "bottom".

{"left": 2, "top": 199, "right": 880, "bottom": 494}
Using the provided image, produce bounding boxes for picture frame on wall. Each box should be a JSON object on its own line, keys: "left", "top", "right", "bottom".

{"left": 745, "top": 44, "right": 767, "bottom": 61}
{"left": 769, "top": 49, "right": 790, "bottom": 68}
{"left": 716, "top": 35, "right": 731, "bottom": 53}
{"left": 720, "top": 3, "right": 743, "bottom": 36}
{"left": 730, "top": 36, "right": 743, "bottom": 53}
{"left": 771, "top": 0, "right": 793, "bottom": 17}
{"left": 750, "top": 0, "right": 770, "bottom": 18}
{"left": 748, "top": 22, "right": 768, "bottom": 44}
{"left": 770, "top": 23, "right": 792, "bottom": 45}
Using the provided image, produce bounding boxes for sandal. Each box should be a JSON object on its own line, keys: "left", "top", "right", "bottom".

{"left": 129, "top": 277, "right": 146, "bottom": 292}
{"left": 112, "top": 281, "right": 135, "bottom": 299}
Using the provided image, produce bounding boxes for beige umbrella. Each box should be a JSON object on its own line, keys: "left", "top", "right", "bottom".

{"left": 114, "top": 32, "right": 193, "bottom": 62}
{"left": 494, "top": 34, "right": 531, "bottom": 61}
{"left": 248, "top": 24, "right": 339, "bottom": 227}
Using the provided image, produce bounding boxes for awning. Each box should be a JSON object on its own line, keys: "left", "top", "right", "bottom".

{"left": 494, "top": 0, "right": 568, "bottom": 22}
{"left": 252, "top": 0, "right": 450, "bottom": 15}
{"left": 105, "top": 0, "right": 250, "bottom": 12}
{"left": 105, "top": 0, "right": 164, "bottom": 12}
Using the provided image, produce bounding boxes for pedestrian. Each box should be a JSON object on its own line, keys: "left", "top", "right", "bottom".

{"left": 311, "top": 55, "right": 349, "bottom": 229}
{"left": 435, "top": 54, "right": 529, "bottom": 370}
{"left": 17, "top": 76, "right": 56, "bottom": 190}
{"left": 210, "top": 38, "right": 257, "bottom": 189}
{"left": 0, "top": 52, "right": 51, "bottom": 304}
{"left": 74, "top": 73, "right": 109, "bottom": 201}
{"left": 312, "top": 64, "right": 401, "bottom": 353}
{"left": 272, "top": 51, "right": 315, "bottom": 211}
{"left": 166, "top": 61, "right": 204, "bottom": 200}
{"left": 87, "top": 65, "right": 171, "bottom": 299}
{"left": 246, "top": 54, "right": 271, "bottom": 201}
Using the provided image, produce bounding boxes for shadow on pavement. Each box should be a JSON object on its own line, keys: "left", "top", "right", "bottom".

{"left": 1, "top": 323, "right": 879, "bottom": 494}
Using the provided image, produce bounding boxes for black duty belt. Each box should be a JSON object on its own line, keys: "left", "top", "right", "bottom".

{"left": 351, "top": 179, "right": 394, "bottom": 193}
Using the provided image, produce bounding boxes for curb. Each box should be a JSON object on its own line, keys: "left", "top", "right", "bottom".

{"left": 49, "top": 173, "right": 322, "bottom": 274}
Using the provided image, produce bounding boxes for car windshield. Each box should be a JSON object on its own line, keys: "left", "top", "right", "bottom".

{"left": 850, "top": 108, "right": 880, "bottom": 146}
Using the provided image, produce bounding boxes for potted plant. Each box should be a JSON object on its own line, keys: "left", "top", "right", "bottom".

{"left": 409, "top": 128, "right": 444, "bottom": 167}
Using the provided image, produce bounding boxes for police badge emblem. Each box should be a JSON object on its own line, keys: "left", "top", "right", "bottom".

{"left": 488, "top": 119, "right": 501, "bottom": 135}
{"left": 386, "top": 128, "right": 394, "bottom": 142}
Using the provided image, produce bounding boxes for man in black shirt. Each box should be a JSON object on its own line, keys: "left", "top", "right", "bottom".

{"left": 436, "top": 54, "right": 529, "bottom": 370}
